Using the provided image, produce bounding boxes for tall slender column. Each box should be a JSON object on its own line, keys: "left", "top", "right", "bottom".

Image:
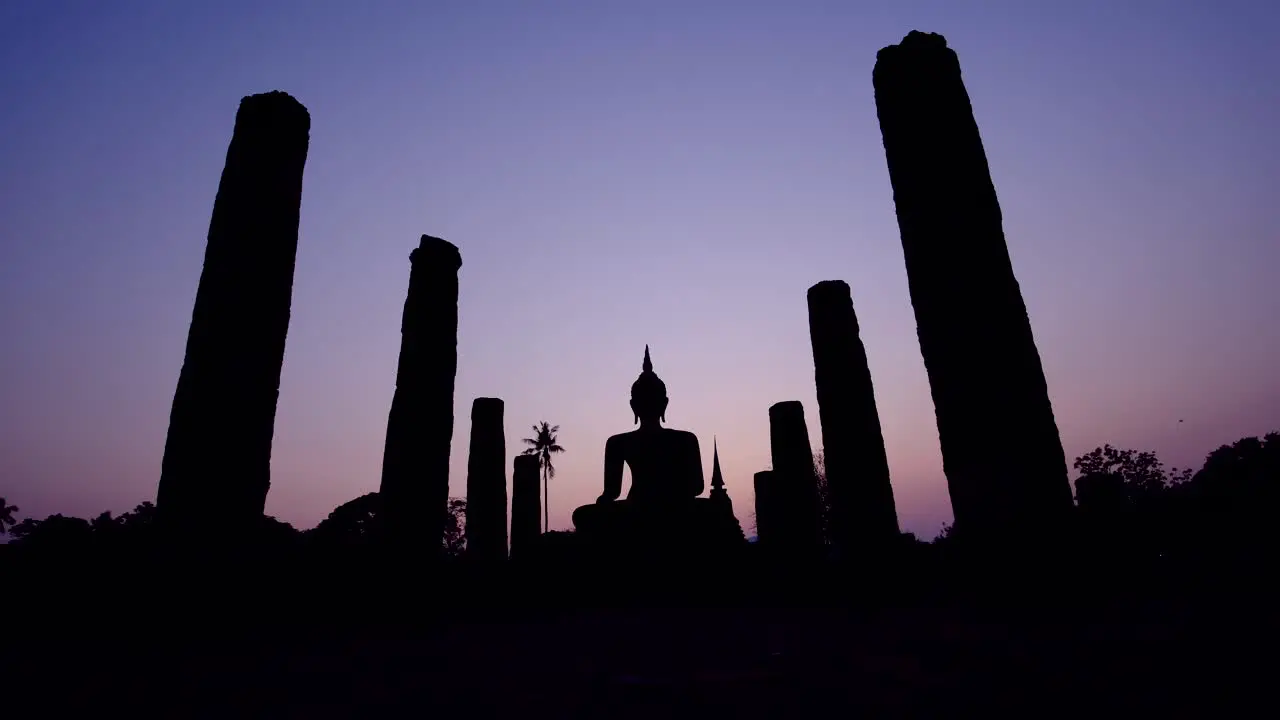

{"left": 156, "top": 91, "right": 310, "bottom": 539}
{"left": 873, "top": 31, "right": 1073, "bottom": 544}
{"left": 465, "top": 397, "right": 508, "bottom": 562}
{"left": 807, "top": 280, "right": 900, "bottom": 554}
{"left": 378, "top": 235, "right": 462, "bottom": 559}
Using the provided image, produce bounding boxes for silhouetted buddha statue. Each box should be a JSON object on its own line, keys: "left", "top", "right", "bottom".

{"left": 599, "top": 345, "right": 704, "bottom": 505}
{"left": 572, "top": 347, "right": 744, "bottom": 562}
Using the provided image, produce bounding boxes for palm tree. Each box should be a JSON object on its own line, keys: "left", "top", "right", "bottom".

{"left": 521, "top": 421, "right": 565, "bottom": 533}
{"left": 0, "top": 497, "right": 17, "bottom": 535}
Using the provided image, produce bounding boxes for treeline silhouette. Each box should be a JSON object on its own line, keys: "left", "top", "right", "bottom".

{"left": 6, "top": 429, "right": 1277, "bottom": 596}
{"left": 3, "top": 493, "right": 468, "bottom": 559}
{"left": 807, "top": 429, "right": 1280, "bottom": 561}
{"left": 1070, "top": 432, "right": 1280, "bottom": 570}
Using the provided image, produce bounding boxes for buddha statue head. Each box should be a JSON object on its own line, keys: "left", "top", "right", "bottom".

{"left": 630, "top": 345, "right": 668, "bottom": 425}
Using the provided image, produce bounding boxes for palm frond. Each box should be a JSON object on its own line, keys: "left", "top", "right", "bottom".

{"left": 549, "top": 444, "right": 564, "bottom": 454}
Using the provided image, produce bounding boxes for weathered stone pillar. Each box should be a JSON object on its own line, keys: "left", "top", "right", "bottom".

{"left": 378, "top": 235, "right": 462, "bottom": 559}
{"left": 752, "top": 470, "right": 777, "bottom": 546}
{"left": 873, "top": 31, "right": 1073, "bottom": 545}
{"left": 156, "top": 91, "right": 310, "bottom": 540}
{"left": 807, "top": 280, "right": 900, "bottom": 554}
{"left": 510, "top": 454, "right": 542, "bottom": 560}
{"left": 768, "top": 401, "right": 823, "bottom": 550}
{"left": 464, "top": 397, "right": 507, "bottom": 562}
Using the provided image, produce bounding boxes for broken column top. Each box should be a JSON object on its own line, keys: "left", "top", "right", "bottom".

{"left": 875, "top": 30, "right": 956, "bottom": 66}
{"left": 881, "top": 30, "right": 948, "bottom": 52}
{"left": 769, "top": 400, "right": 806, "bottom": 421}
{"left": 807, "top": 280, "right": 852, "bottom": 300}
{"left": 411, "top": 234, "right": 463, "bottom": 270}
{"left": 237, "top": 90, "right": 311, "bottom": 127}
{"left": 472, "top": 397, "right": 504, "bottom": 416}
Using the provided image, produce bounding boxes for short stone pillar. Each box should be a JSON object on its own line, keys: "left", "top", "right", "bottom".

{"left": 465, "top": 398, "right": 507, "bottom": 562}
{"left": 753, "top": 470, "right": 777, "bottom": 546}
{"left": 378, "top": 235, "right": 462, "bottom": 560}
{"left": 768, "top": 401, "right": 823, "bottom": 551}
{"left": 510, "top": 454, "right": 542, "bottom": 560}
{"left": 156, "top": 91, "right": 310, "bottom": 542}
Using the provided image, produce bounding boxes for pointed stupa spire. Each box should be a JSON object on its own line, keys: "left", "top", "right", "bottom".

{"left": 706, "top": 434, "right": 744, "bottom": 543}
{"left": 711, "top": 436, "right": 725, "bottom": 490}
{"left": 643, "top": 344, "right": 653, "bottom": 373}
{"left": 709, "top": 436, "right": 732, "bottom": 511}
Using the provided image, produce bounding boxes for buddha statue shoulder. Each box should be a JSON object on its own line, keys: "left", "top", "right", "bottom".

{"left": 598, "top": 346, "right": 704, "bottom": 506}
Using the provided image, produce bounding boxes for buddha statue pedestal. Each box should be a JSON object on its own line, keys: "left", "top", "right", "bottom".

{"left": 572, "top": 498, "right": 746, "bottom": 565}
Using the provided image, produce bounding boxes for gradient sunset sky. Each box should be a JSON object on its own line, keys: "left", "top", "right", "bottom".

{"left": 1, "top": 0, "right": 1277, "bottom": 537}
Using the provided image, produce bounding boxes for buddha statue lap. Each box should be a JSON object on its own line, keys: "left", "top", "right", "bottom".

{"left": 572, "top": 347, "right": 745, "bottom": 560}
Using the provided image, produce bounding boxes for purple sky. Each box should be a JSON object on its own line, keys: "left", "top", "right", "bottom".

{"left": 1, "top": 0, "right": 1277, "bottom": 538}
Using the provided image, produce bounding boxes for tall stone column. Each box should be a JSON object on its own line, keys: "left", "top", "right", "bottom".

{"left": 807, "top": 280, "right": 900, "bottom": 554}
{"left": 156, "top": 91, "right": 310, "bottom": 540}
{"left": 378, "top": 235, "right": 462, "bottom": 559}
{"left": 768, "top": 401, "right": 823, "bottom": 551}
{"left": 464, "top": 397, "right": 507, "bottom": 562}
{"left": 873, "top": 31, "right": 1073, "bottom": 544}
{"left": 510, "top": 454, "right": 542, "bottom": 560}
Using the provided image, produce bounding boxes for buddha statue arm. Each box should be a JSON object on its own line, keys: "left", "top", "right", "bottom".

{"left": 600, "top": 435, "right": 624, "bottom": 502}
{"left": 686, "top": 434, "right": 705, "bottom": 497}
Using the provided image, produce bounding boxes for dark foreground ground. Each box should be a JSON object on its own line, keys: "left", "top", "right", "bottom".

{"left": 6, "top": 556, "right": 1275, "bottom": 718}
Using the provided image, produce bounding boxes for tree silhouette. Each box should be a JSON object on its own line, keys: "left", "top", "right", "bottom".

{"left": 813, "top": 450, "right": 832, "bottom": 544}
{"left": 9, "top": 514, "right": 93, "bottom": 549}
{"left": 443, "top": 497, "right": 467, "bottom": 557}
{"left": 0, "top": 497, "right": 16, "bottom": 535}
{"left": 1068, "top": 436, "right": 1280, "bottom": 562}
{"left": 1073, "top": 444, "right": 1186, "bottom": 507}
{"left": 522, "top": 422, "right": 564, "bottom": 533}
{"left": 934, "top": 522, "right": 956, "bottom": 544}
{"left": 119, "top": 501, "right": 156, "bottom": 530}
{"left": 91, "top": 511, "right": 116, "bottom": 533}
{"left": 1073, "top": 445, "right": 1176, "bottom": 559}
{"left": 309, "top": 492, "right": 467, "bottom": 557}
{"left": 257, "top": 515, "right": 302, "bottom": 547}
{"left": 310, "top": 492, "right": 381, "bottom": 547}
{"left": 1176, "top": 431, "right": 1280, "bottom": 555}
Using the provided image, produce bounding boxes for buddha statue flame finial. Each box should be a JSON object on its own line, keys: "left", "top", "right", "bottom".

{"left": 631, "top": 345, "right": 667, "bottom": 424}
